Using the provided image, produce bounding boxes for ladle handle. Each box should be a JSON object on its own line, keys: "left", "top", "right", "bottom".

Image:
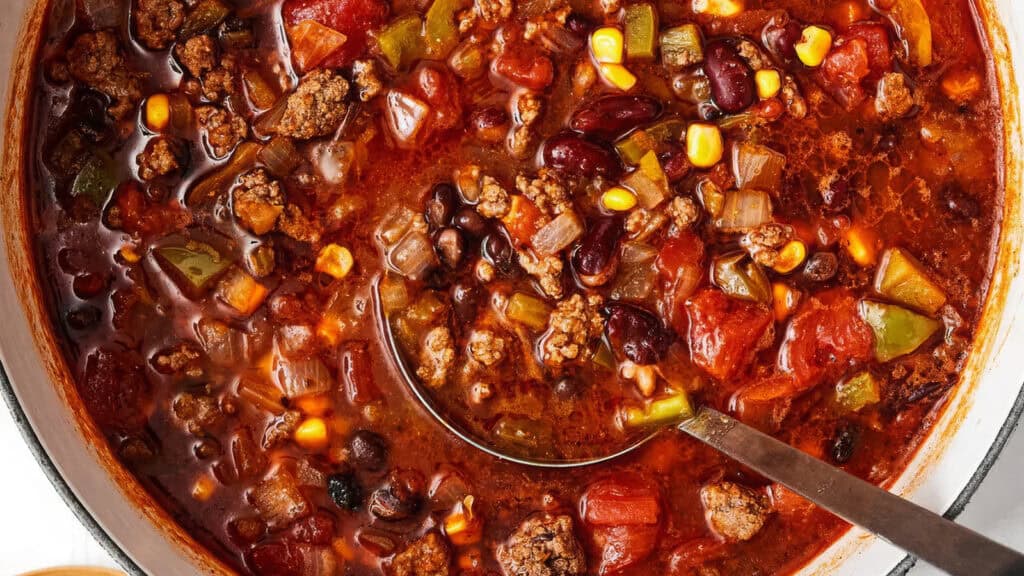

{"left": 678, "top": 408, "right": 1024, "bottom": 576}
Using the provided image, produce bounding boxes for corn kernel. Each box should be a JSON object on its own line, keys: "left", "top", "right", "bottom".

{"left": 118, "top": 244, "right": 141, "bottom": 264}
{"left": 295, "top": 394, "right": 332, "bottom": 417}
{"left": 685, "top": 123, "right": 724, "bottom": 168}
{"left": 772, "top": 240, "right": 807, "bottom": 274}
{"left": 692, "top": 0, "right": 744, "bottom": 17}
{"left": 598, "top": 63, "right": 637, "bottom": 91}
{"left": 772, "top": 282, "right": 800, "bottom": 322}
{"left": 445, "top": 495, "right": 483, "bottom": 546}
{"left": 294, "top": 417, "right": 329, "bottom": 451}
{"left": 145, "top": 93, "right": 171, "bottom": 132}
{"left": 844, "top": 226, "right": 878, "bottom": 267}
{"left": 601, "top": 187, "right": 638, "bottom": 212}
{"left": 191, "top": 474, "right": 217, "bottom": 502}
{"left": 591, "top": 27, "right": 625, "bottom": 64}
{"left": 755, "top": 69, "right": 781, "bottom": 99}
{"left": 316, "top": 244, "right": 354, "bottom": 280}
{"left": 795, "top": 26, "right": 833, "bottom": 67}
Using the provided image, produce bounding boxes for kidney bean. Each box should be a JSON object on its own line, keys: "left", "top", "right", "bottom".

{"left": 569, "top": 95, "right": 662, "bottom": 139}
{"left": 425, "top": 183, "right": 458, "bottom": 229}
{"left": 434, "top": 228, "right": 464, "bottom": 268}
{"left": 763, "top": 19, "right": 804, "bottom": 64}
{"left": 803, "top": 252, "right": 838, "bottom": 282}
{"left": 454, "top": 207, "right": 487, "bottom": 238}
{"left": 604, "top": 303, "right": 673, "bottom": 365}
{"left": 571, "top": 217, "right": 623, "bottom": 287}
{"left": 704, "top": 42, "right": 755, "bottom": 114}
{"left": 565, "top": 13, "right": 594, "bottom": 35}
{"left": 470, "top": 106, "right": 510, "bottom": 143}
{"left": 349, "top": 430, "right": 388, "bottom": 472}
{"left": 66, "top": 305, "right": 101, "bottom": 330}
{"left": 369, "top": 469, "right": 424, "bottom": 521}
{"left": 543, "top": 133, "right": 621, "bottom": 179}
{"left": 660, "top": 146, "right": 692, "bottom": 183}
{"left": 821, "top": 177, "right": 851, "bottom": 213}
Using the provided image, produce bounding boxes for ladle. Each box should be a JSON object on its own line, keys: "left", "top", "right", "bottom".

{"left": 378, "top": 287, "right": 1024, "bottom": 576}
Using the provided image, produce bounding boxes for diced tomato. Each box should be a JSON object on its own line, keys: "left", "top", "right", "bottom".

{"left": 341, "top": 341, "right": 381, "bottom": 404}
{"left": 667, "top": 538, "right": 728, "bottom": 575}
{"left": 493, "top": 47, "right": 554, "bottom": 91}
{"left": 583, "top": 477, "right": 662, "bottom": 526}
{"left": 593, "top": 524, "right": 661, "bottom": 575}
{"left": 778, "top": 289, "right": 874, "bottom": 390}
{"left": 79, "top": 348, "right": 152, "bottom": 432}
{"left": 110, "top": 182, "right": 189, "bottom": 237}
{"left": 656, "top": 231, "right": 706, "bottom": 336}
{"left": 283, "top": 0, "right": 390, "bottom": 67}
{"left": 820, "top": 38, "right": 870, "bottom": 109}
{"left": 412, "top": 63, "right": 464, "bottom": 135}
{"left": 731, "top": 375, "right": 796, "bottom": 432}
{"left": 686, "top": 289, "right": 774, "bottom": 382}
{"left": 769, "top": 483, "right": 816, "bottom": 520}
{"left": 845, "top": 23, "right": 894, "bottom": 79}
{"left": 501, "top": 195, "right": 545, "bottom": 247}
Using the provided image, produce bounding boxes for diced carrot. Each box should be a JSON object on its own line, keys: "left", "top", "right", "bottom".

{"left": 219, "top": 269, "right": 269, "bottom": 315}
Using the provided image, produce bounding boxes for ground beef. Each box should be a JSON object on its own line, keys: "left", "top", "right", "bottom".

{"left": 277, "top": 69, "right": 350, "bottom": 140}
{"left": 516, "top": 169, "right": 570, "bottom": 217}
{"left": 233, "top": 169, "right": 285, "bottom": 235}
{"left": 518, "top": 250, "right": 564, "bottom": 299}
{"left": 67, "top": 32, "right": 143, "bottom": 120}
{"left": 666, "top": 196, "right": 701, "bottom": 229}
{"left": 171, "top": 391, "right": 222, "bottom": 435}
{"left": 417, "top": 327, "right": 455, "bottom": 388}
{"left": 542, "top": 293, "right": 604, "bottom": 366}
{"left": 510, "top": 92, "right": 543, "bottom": 159}
{"left": 278, "top": 205, "right": 323, "bottom": 244}
{"left": 152, "top": 342, "right": 202, "bottom": 376}
{"left": 136, "top": 137, "right": 183, "bottom": 181}
{"left": 175, "top": 35, "right": 217, "bottom": 77}
{"left": 353, "top": 59, "right": 384, "bottom": 102}
{"left": 468, "top": 329, "right": 506, "bottom": 367}
{"left": 196, "top": 105, "right": 248, "bottom": 158}
{"left": 135, "top": 0, "right": 185, "bottom": 50}
{"left": 264, "top": 410, "right": 302, "bottom": 448}
{"left": 476, "top": 0, "right": 513, "bottom": 26}
{"left": 781, "top": 75, "right": 807, "bottom": 119}
{"left": 390, "top": 532, "right": 450, "bottom": 576}
{"left": 876, "top": 72, "right": 915, "bottom": 120}
{"left": 202, "top": 59, "right": 237, "bottom": 102}
{"left": 741, "top": 223, "right": 795, "bottom": 268}
{"left": 700, "top": 481, "right": 771, "bottom": 542}
{"left": 736, "top": 40, "right": 770, "bottom": 70}
{"left": 476, "top": 176, "right": 511, "bottom": 218}
{"left": 497, "top": 514, "right": 586, "bottom": 576}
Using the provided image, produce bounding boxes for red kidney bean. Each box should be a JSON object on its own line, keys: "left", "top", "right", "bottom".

{"left": 572, "top": 217, "right": 623, "bottom": 287}
{"left": 369, "top": 469, "right": 424, "bottom": 521}
{"left": 425, "top": 183, "right": 458, "bottom": 229}
{"left": 569, "top": 95, "right": 662, "bottom": 139}
{"left": 604, "top": 303, "right": 673, "bottom": 365}
{"left": 704, "top": 42, "right": 755, "bottom": 114}
{"left": 660, "top": 146, "right": 692, "bottom": 183}
{"left": 763, "top": 19, "right": 803, "bottom": 64}
{"left": 543, "top": 133, "right": 621, "bottom": 179}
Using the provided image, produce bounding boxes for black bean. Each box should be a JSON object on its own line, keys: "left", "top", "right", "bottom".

{"left": 830, "top": 424, "right": 859, "bottom": 464}
{"left": 451, "top": 283, "right": 483, "bottom": 324}
{"left": 66, "top": 305, "right": 101, "bottom": 330}
{"left": 434, "top": 228, "right": 464, "bottom": 268}
{"left": 425, "top": 183, "right": 458, "bottom": 229}
{"left": 349, "top": 430, "right": 388, "bottom": 472}
{"left": 565, "top": 13, "right": 593, "bottom": 35}
{"left": 327, "top": 472, "right": 362, "bottom": 511}
{"left": 483, "top": 231, "right": 518, "bottom": 274}
{"left": 804, "top": 252, "right": 838, "bottom": 282}
{"left": 604, "top": 303, "right": 673, "bottom": 365}
{"left": 940, "top": 182, "right": 980, "bottom": 220}
{"left": 454, "top": 207, "right": 487, "bottom": 238}
{"left": 704, "top": 42, "right": 755, "bottom": 114}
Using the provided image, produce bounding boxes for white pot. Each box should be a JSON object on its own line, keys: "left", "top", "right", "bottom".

{"left": 0, "top": 1, "right": 1021, "bottom": 575}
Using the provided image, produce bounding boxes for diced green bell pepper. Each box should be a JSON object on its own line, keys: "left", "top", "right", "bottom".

{"left": 859, "top": 300, "right": 940, "bottom": 362}
{"left": 156, "top": 243, "right": 231, "bottom": 296}
{"left": 615, "top": 119, "right": 685, "bottom": 165}
{"left": 660, "top": 24, "right": 703, "bottom": 69}
{"left": 621, "top": 392, "right": 694, "bottom": 429}
{"left": 71, "top": 151, "right": 117, "bottom": 205}
{"left": 712, "top": 252, "right": 772, "bottom": 304}
{"left": 624, "top": 3, "right": 658, "bottom": 61}
{"left": 378, "top": 14, "right": 424, "bottom": 70}
{"left": 424, "top": 0, "right": 467, "bottom": 59}
{"left": 834, "top": 371, "right": 881, "bottom": 412}
{"left": 506, "top": 292, "right": 552, "bottom": 331}
{"left": 874, "top": 247, "right": 947, "bottom": 315}
{"left": 180, "top": 0, "right": 230, "bottom": 38}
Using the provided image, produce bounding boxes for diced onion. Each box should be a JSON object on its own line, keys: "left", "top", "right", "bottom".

{"left": 732, "top": 142, "right": 786, "bottom": 192}
{"left": 272, "top": 353, "right": 334, "bottom": 399}
{"left": 389, "top": 230, "right": 437, "bottom": 279}
{"left": 386, "top": 90, "right": 431, "bottom": 147}
{"left": 715, "top": 189, "right": 772, "bottom": 232}
{"left": 258, "top": 136, "right": 302, "bottom": 179}
{"left": 312, "top": 140, "right": 356, "bottom": 185}
{"left": 531, "top": 211, "right": 585, "bottom": 255}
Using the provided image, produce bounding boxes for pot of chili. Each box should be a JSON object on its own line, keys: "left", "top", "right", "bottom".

{"left": 0, "top": 0, "right": 1022, "bottom": 575}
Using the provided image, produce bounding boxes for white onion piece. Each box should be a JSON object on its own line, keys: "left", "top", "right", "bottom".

{"left": 620, "top": 241, "right": 658, "bottom": 264}
{"left": 715, "top": 189, "right": 772, "bottom": 232}
{"left": 732, "top": 142, "right": 786, "bottom": 192}
{"left": 531, "top": 211, "right": 584, "bottom": 255}
{"left": 624, "top": 167, "right": 669, "bottom": 210}
{"left": 272, "top": 353, "right": 334, "bottom": 399}
{"left": 389, "top": 230, "right": 437, "bottom": 279}
{"left": 611, "top": 262, "right": 657, "bottom": 301}
{"left": 313, "top": 140, "right": 355, "bottom": 185}
{"left": 386, "top": 90, "right": 431, "bottom": 147}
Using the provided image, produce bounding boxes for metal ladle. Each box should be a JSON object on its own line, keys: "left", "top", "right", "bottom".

{"left": 377, "top": 287, "right": 1024, "bottom": 576}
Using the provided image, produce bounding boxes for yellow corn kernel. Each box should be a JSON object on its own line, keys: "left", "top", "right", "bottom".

{"left": 316, "top": 244, "right": 354, "bottom": 280}
{"left": 294, "top": 417, "right": 329, "bottom": 451}
{"left": 191, "top": 474, "right": 217, "bottom": 502}
{"left": 755, "top": 69, "right": 781, "bottom": 99}
{"left": 692, "top": 0, "right": 744, "bottom": 17}
{"left": 601, "top": 187, "right": 638, "bottom": 212}
{"left": 686, "top": 123, "right": 724, "bottom": 168}
{"left": 295, "top": 394, "right": 332, "bottom": 417}
{"left": 844, "top": 226, "right": 878, "bottom": 267}
{"left": 795, "top": 26, "right": 833, "bottom": 67}
{"left": 118, "top": 244, "right": 141, "bottom": 264}
{"left": 772, "top": 282, "right": 800, "bottom": 322}
{"left": 772, "top": 240, "right": 807, "bottom": 274}
{"left": 445, "top": 495, "right": 483, "bottom": 546}
{"left": 598, "top": 63, "right": 637, "bottom": 91}
{"left": 145, "top": 93, "right": 171, "bottom": 132}
{"left": 591, "top": 27, "right": 625, "bottom": 64}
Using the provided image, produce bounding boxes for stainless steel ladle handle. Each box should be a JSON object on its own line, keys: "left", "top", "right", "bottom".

{"left": 680, "top": 408, "right": 1024, "bottom": 576}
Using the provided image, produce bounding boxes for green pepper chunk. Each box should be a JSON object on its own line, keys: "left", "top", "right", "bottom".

{"left": 615, "top": 119, "right": 685, "bottom": 165}
{"left": 834, "top": 371, "right": 881, "bottom": 412}
{"left": 621, "top": 392, "right": 694, "bottom": 429}
{"left": 859, "top": 300, "right": 940, "bottom": 362}
{"left": 377, "top": 14, "right": 424, "bottom": 70}
{"left": 660, "top": 24, "right": 703, "bottom": 69}
{"left": 180, "top": 0, "right": 230, "bottom": 38}
{"left": 506, "top": 292, "right": 552, "bottom": 331}
{"left": 874, "top": 247, "right": 946, "bottom": 314}
{"left": 156, "top": 243, "right": 231, "bottom": 297}
{"left": 712, "top": 252, "right": 772, "bottom": 304}
{"left": 71, "top": 151, "right": 117, "bottom": 205}
{"left": 424, "top": 0, "right": 467, "bottom": 59}
{"left": 624, "top": 3, "right": 657, "bottom": 61}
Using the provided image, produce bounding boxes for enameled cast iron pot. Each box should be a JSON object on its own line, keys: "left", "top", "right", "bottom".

{"left": 0, "top": 1, "right": 1022, "bottom": 574}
